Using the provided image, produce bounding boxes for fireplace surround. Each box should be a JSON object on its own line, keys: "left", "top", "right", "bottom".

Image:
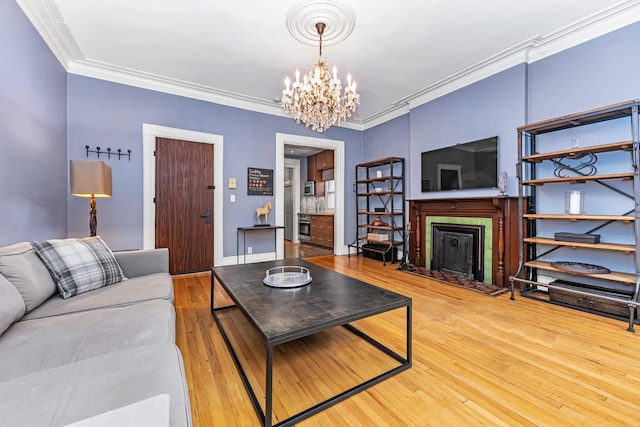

{"left": 408, "top": 197, "right": 522, "bottom": 288}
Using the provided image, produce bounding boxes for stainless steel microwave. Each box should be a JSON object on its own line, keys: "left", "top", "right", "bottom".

{"left": 304, "top": 181, "right": 315, "bottom": 196}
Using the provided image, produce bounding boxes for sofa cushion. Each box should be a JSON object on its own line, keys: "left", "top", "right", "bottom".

{"left": 23, "top": 272, "right": 174, "bottom": 320}
{"left": 0, "top": 242, "right": 58, "bottom": 312}
{"left": 0, "top": 345, "right": 191, "bottom": 427}
{"left": 31, "top": 236, "right": 126, "bottom": 299}
{"left": 64, "top": 394, "right": 171, "bottom": 427}
{"left": 0, "top": 299, "right": 175, "bottom": 382}
{"left": 0, "top": 274, "right": 25, "bottom": 335}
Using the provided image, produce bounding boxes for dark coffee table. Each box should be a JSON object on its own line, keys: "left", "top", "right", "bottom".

{"left": 211, "top": 258, "right": 412, "bottom": 427}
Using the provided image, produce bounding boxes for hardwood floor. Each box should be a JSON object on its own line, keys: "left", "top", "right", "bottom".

{"left": 173, "top": 255, "right": 640, "bottom": 426}
{"left": 284, "top": 240, "right": 333, "bottom": 259}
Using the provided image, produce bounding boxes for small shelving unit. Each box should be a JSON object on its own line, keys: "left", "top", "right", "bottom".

{"left": 348, "top": 157, "right": 405, "bottom": 265}
{"left": 510, "top": 100, "right": 640, "bottom": 332}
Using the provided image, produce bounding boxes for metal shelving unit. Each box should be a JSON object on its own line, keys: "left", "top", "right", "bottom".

{"left": 510, "top": 100, "right": 640, "bottom": 332}
{"left": 348, "top": 157, "right": 406, "bottom": 266}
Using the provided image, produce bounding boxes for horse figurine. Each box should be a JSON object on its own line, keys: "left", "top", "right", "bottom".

{"left": 256, "top": 201, "right": 272, "bottom": 225}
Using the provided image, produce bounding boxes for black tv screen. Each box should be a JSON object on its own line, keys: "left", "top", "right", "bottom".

{"left": 421, "top": 136, "right": 498, "bottom": 192}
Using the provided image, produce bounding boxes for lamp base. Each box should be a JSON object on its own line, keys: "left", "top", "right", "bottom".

{"left": 90, "top": 196, "right": 97, "bottom": 237}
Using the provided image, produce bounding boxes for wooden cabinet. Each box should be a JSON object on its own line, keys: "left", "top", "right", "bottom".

{"left": 307, "top": 154, "right": 317, "bottom": 182}
{"left": 306, "top": 153, "right": 326, "bottom": 196}
{"left": 309, "top": 215, "right": 334, "bottom": 248}
{"left": 511, "top": 100, "right": 640, "bottom": 332}
{"left": 317, "top": 150, "right": 334, "bottom": 170}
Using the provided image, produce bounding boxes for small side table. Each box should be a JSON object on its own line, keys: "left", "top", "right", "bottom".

{"left": 237, "top": 225, "right": 285, "bottom": 264}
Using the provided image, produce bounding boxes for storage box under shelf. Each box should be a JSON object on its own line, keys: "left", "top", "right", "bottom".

{"left": 362, "top": 243, "right": 397, "bottom": 262}
{"left": 548, "top": 280, "right": 634, "bottom": 319}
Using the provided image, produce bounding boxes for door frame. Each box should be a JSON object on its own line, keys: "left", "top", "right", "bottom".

{"left": 276, "top": 133, "right": 346, "bottom": 256}
{"left": 142, "top": 124, "right": 224, "bottom": 267}
{"left": 284, "top": 157, "right": 301, "bottom": 243}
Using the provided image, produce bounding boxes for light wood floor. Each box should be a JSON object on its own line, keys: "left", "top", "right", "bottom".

{"left": 173, "top": 255, "right": 640, "bottom": 426}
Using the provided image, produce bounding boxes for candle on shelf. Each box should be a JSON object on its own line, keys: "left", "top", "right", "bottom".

{"left": 566, "top": 191, "right": 584, "bottom": 214}
{"left": 376, "top": 170, "right": 383, "bottom": 178}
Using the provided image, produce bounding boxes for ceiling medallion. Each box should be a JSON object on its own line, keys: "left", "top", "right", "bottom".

{"left": 285, "top": 0, "right": 356, "bottom": 46}
{"left": 281, "top": 1, "right": 359, "bottom": 132}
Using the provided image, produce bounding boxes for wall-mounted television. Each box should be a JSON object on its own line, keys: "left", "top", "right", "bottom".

{"left": 421, "top": 136, "right": 498, "bottom": 192}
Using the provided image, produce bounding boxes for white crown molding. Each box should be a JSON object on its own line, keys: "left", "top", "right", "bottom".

{"left": 19, "top": 0, "right": 640, "bottom": 131}
{"left": 16, "top": 0, "right": 83, "bottom": 69}
{"left": 389, "top": 0, "right": 640, "bottom": 118}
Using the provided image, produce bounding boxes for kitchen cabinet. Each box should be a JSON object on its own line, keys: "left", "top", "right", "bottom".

{"left": 309, "top": 214, "right": 334, "bottom": 248}
{"left": 317, "top": 150, "right": 334, "bottom": 170}
{"left": 307, "top": 154, "right": 317, "bottom": 182}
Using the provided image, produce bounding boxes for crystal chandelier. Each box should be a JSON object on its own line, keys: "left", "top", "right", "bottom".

{"left": 281, "top": 22, "right": 360, "bottom": 132}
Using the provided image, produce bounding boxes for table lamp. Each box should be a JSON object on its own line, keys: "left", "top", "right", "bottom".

{"left": 70, "top": 159, "right": 112, "bottom": 237}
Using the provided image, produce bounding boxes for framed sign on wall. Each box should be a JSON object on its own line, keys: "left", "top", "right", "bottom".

{"left": 247, "top": 167, "right": 273, "bottom": 196}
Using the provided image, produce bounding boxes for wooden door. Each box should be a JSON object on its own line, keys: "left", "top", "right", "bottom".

{"left": 155, "top": 138, "right": 214, "bottom": 274}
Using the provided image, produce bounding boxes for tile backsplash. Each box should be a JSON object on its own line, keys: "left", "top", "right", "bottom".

{"left": 301, "top": 196, "right": 326, "bottom": 213}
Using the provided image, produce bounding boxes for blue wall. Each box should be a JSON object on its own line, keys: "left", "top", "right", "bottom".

{"left": 67, "top": 75, "right": 363, "bottom": 254}
{"left": 407, "top": 64, "right": 527, "bottom": 200}
{"left": 0, "top": 0, "right": 67, "bottom": 246}
{"left": 527, "top": 22, "right": 640, "bottom": 122}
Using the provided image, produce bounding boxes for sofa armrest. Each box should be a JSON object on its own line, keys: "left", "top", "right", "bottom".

{"left": 114, "top": 249, "right": 169, "bottom": 278}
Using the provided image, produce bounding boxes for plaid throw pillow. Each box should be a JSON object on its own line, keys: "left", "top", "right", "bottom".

{"left": 31, "top": 237, "right": 126, "bottom": 299}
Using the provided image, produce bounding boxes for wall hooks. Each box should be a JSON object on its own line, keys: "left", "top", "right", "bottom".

{"left": 85, "top": 145, "right": 132, "bottom": 161}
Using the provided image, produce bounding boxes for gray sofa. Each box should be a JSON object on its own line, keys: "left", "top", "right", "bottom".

{"left": 0, "top": 241, "right": 192, "bottom": 427}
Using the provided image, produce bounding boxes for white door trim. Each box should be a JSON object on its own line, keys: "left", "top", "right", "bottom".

{"left": 276, "top": 133, "right": 346, "bottom": 258}
{"left": 142, "top": 124, "right": 224, "bottom": 267}
{"left": 284, "top": 157, "right": 301, "bottom": 244}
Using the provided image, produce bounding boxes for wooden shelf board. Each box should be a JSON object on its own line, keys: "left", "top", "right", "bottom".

{"left": 357, "top": 176, "right": 403, "bottom": 184}
{"left": 517, "top": 100, "right": 637, "bottom": 134}
{"left": 357, "top": 225, "right": 402, "bottom": 230}
{"left": 356, "top": 157, "right": 404, "bottom": 168}
{"left": 525, "top": 260, "right": 636, "bottom": 284}
{"left": 357, "top": 191, "right": 404, "bottom": 196}
{"left": 524, "top": 172, "right": 633, "bottom": 186}
{"left": 522, "top": 140, "right": 632, "bottom": 163}
{"left": 358, "top": 211, "right": 404, "bottom": 215}
{"left": 356, "top": 237, "right": 403, "bottom": 245}
{"left": 524, "top": 236, "right": 636, "bottom": 252}
{"left": 523, "top": 213, "right": 634, "bottom": 222}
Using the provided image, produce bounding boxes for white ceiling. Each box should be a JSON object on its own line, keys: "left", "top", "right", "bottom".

{"left": 18, "top": 0, "right": 640, "bottom": 130}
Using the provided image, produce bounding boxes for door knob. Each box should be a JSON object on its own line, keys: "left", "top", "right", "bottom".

{"left": 201, "top": 212, "right": 211, "bottom": 224}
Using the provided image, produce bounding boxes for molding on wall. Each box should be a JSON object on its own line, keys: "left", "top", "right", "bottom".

{"left": 142, "top": 124, "right": 224, "bottom": 267}
{"left": 284, "top": 157, "right": 302, "bottom": 244}
{"left": 18, "top": 0, "right": 640, "bottom": 131}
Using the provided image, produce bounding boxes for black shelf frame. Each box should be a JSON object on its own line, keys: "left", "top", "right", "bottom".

{"left": 348, "top": 157, "right": 406, "bottom": 266}
{"left": 510, "top": 100, "right": 640, "bottom": 332}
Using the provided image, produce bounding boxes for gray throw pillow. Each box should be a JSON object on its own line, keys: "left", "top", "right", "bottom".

{"left": 31, "top": 237, "right": 126, "bottom": 299}
{"left": 0, "top": 242, "right": 58, "bottom": 312}
{"left": 0, "top": 274, "right": 25, "bottom": 335}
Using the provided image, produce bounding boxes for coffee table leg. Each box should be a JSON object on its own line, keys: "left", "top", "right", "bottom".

{"left": 265, "top": 343, "right": 273, "bottom": 427}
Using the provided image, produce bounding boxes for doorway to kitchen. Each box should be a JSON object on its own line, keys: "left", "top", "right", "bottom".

{"left": 275, "top": 133, "right": 345, "bottom": 258}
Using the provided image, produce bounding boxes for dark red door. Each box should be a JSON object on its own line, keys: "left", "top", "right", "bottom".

{"left": 155, "top": 138, "right": 214, "bottom": 274}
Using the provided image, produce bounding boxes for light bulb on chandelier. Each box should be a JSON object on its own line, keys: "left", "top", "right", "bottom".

{"left": 281, "top": 22, "right": 360, "bottom": 132}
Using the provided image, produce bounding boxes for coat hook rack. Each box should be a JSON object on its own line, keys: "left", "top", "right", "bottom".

{"left": 85, "top": 145, "right": 132, "bottom": 161}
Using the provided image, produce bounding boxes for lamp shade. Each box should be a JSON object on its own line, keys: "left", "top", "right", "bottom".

{"left": 70, "top": 159, "right": 112, "bottom": 198}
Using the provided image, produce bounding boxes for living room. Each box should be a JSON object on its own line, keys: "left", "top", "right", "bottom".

{"left": 2, "top": 1, "right": 640, "bottom": 426}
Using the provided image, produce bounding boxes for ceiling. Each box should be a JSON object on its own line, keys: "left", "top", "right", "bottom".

{"left": 18, "top": 0, "right": 640, "bottom": 130}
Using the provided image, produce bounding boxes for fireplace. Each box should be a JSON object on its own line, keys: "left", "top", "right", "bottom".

{"left": 408, "top": 197, "right": 523, "bottom": 288}
{"left": 431, "top": 224, "right": 484, "bottom": 281}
